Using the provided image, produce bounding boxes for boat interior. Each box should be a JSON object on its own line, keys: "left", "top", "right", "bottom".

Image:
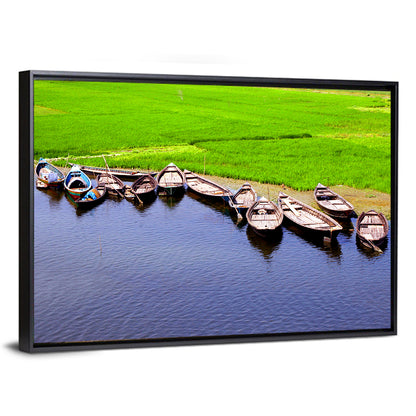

{"left": 359, "top": 214, "right": 386, "bottom": 240}
{"left": 280, "top": 196, "right": 334, "bottom": 229}
{"left": 134, "top": 176, "right": 156, "bottom": 194}
{"left": 159, "top": 171, "right": 183, "bottom": 187}
{"left": 234, "top": 186, "right": 256, "bottom": 206}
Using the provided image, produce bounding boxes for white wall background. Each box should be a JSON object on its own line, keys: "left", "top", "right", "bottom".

{"left": 1, "top": 1, "right": 414, "bottom": 415}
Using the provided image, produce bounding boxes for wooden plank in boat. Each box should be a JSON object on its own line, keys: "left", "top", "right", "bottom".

{"left": 284, "top": 199, "right": 301, "bottom": 216}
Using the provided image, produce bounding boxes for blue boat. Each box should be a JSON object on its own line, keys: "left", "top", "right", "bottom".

{"left": 64, "top": 165, "right": 92, "bottom": 202}
{"left": 35, "top": 158, "right": 65, "bottom": 188}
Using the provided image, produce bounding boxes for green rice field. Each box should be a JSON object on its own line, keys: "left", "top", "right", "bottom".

{"left": 34, "top": 80, "right": 391, "bottom": 192}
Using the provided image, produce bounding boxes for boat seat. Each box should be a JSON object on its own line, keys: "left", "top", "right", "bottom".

{"left": 282, "top": 204, "right": 302, "bottom": 210}
{"left": 361, "top": 233, "right": 373, "bottom": 240}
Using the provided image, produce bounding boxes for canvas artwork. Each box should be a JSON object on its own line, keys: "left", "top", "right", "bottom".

{"left": 21, "top": 72, "right": 397, "bottom": 350}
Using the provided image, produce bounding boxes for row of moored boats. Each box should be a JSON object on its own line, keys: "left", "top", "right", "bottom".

{"left": 35, "top": 159, "right": 389, "bottom": 252}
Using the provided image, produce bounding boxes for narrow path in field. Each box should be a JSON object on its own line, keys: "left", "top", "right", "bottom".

{"left": 46, "top": 145, "right": 193, "bottom": 162}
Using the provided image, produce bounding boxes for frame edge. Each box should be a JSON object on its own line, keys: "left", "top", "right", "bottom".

{"left": 19, "top": 70, "right": 34, "bottom": 352}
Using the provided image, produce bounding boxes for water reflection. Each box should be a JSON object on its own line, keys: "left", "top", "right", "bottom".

{"left": 34, "top": 178, "right": 392, "bottom": 343}
{"left": 338, "top": 219, "right": 355, "bottom": 236}
{"left": 246, "top": 226, "right": 282, "bottom": 260}
{"left": 130, "top": 195, "right": 157, "bottom": 213}
{"left": 356, "top": 235, "right": 389, "bottom": 259}
{"left": 158, "top": 193, "right": 184, "bottom": 209}
{"left": 282, "top": 222, "right": 342, "bottom": 262}
{"left": 186, "top": 191, "right": 246, "bottom": 227}
{"left": 186, "top": 190, "right": 228, "bottom": 213}
{"left": 36, "top": 186, "right": 65, "bottom": 207}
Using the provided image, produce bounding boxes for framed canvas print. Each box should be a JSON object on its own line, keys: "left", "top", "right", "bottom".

{"left": 19, "top": 71, "right": 398, "bottom": 352}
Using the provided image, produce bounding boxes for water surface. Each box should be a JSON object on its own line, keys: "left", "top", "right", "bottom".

{"left": 34, "top": 181, "right": 391, "bottom": 343}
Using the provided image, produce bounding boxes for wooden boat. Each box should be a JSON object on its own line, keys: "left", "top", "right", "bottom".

{"left": 76, "top": 184, "right": 107, "bottom": 209}
{"left": 314, "top": 183, "right": 354, "bottom": 219}
{"left": 156, "top": 163, "right": 186, "bottom": 195}
{"left": 69, "top": 163, "right": 157, "bottom": 180}
{"left": 229, "top": 183, "right": 257, "bottom": 215}
{"left": 64, "top": 165, "right": 92, "bottom": 201}
{"left": 125, "top": 174, "right": 157, "bottom": 201}
{"left": 247, "top": 197, "right": 283, "bottom": 237}
{"left": 97, "top": 172, "right": 126, "bottom": 197}
{"left": 356, "top": 210, "right": 389, "bottom": 250}
{"left": 278, "top": 191, "right": 342, "bottom": 238}
{"left": 35, "top": 158, "right": 65, "bottom": 188}
{"left": 184, "top": 170, "right": 232, "bottom": 201}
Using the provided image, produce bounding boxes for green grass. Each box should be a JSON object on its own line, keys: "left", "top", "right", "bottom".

{"left": 34, "top": 80, "right": 391, "bottom": 192}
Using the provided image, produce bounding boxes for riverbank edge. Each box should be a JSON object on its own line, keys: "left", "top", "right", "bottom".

{"left": 40, "top": 164, "right": 391, "bottom": 219}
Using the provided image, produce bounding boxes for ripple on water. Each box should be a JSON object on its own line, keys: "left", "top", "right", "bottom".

{"left": 34, "top": 181, "right": 392, "bottom": 343}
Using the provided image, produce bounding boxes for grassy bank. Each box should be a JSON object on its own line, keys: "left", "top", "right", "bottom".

{"left": 34, "top": 81, "right": 391, "bottom": 192}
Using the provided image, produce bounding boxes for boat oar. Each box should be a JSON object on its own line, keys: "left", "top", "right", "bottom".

{"left": 111, "top": 183, "right": 124, "bottom": 198}
{"left": 103, "top": 156, "right": 124, "bottom": 198}
{"left": 133, "top": 190, "right": 143, "bottom": 205}
{"left": 354, "top": 226, "right": 383, "bottom": 253}
{"left": 284, "top": 198, "right": 300, "bottom": 217}
{"left": 363, "top": 236, "right": 383, "bottom": 253}
{"left": 229, "top": 196, "right": 243, "bottom": 221}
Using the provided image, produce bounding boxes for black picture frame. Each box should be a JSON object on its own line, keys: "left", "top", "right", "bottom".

{"left": 19, "top": 70, "right": 398, "bottom": 353}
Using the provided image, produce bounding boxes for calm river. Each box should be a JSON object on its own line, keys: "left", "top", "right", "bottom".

{"left": 34, "top": 179, "right": 391, "bottom": 344}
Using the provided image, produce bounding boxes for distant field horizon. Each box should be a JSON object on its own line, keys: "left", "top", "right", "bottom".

{"left": 34, "top": 80, "right": 391, "bottom": 193}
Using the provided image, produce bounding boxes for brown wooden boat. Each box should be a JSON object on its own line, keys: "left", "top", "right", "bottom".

{"left": 230, "top": 183, "right": 257, "bottom": 216}
{"left": 97, "top": 172, "right": 126, "bottom": 197}
{"left": 156, "top": 163, "right": 186, "bottom": 195}
{"left": 314, "top": 183, "right": 354, "bottom": 219}
{"left": 70, "top": 163, "right": 157, "bottom": 180}
{"left": 125, "top": 174, "right": 157, "bottom": 201}
{"left": 76, "top": 184, "right": 107, "bottom": 209}
{"left": 356, "top": 210, "right": 389, "bottom": 250}
{"left": 184, "top": 170, "right": 232, "bottom": 201}
{"left": 278, "top": 191, "right": 342, "bottom": 238}
{"left": 247, "top": 197, "right": 283, "bottom": 237}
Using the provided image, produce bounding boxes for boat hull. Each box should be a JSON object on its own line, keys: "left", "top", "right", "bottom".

{"left": 314, "top": 184, "right": 354, "bottom": 219}
{"left": 279, "top": 192, "right": 342, "bottom": 239}
{"left": 97, "top": 173, "right": 126, "bottom": 197}
{"left": 356, "top": 233, "right": 387, "bottom": 249}
{"left": 126, "top": 188, "right": 156, "bottom": 202}
{"left": 281, "top": 212, "right": 341, "bottom": 238}
{"left": 156, "top": 163, "right": 186, "bottom": 195}
{"left": 230, "top": 183, "right": 257, "bottom": 217}
{"left": 157, "top": 185, "right": 185, "bottom": 196}
{"left": 186, "top": 185, "right": 229, "bottom": 203}
{"left": 71, "top": 164, "right": 157, "bottom": 180}
{"left": 316, "top": 203, "right": 354, "bottom": 219}
{"left": 66, "top": 188, "right": 89, "bottom": 202}
{"left": 356, "top": 210, "right": 389, "bottom": 250}
{"left": 184, "top": 170, "right": 232, "bottom": 203}
{"left": 75, "top": 188, "right": 107, "bottom": 209}
{"left": 250, "top": 225, "right": 281, "bottom": 239}
{"left": 36, "top": 177, "right": 64, "bottom": 188}
{"left": 35, "top": 159, "right": 65, "bottom": 189}
{"left": 64, "top": 166, "right": 92, "bottom": 201}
